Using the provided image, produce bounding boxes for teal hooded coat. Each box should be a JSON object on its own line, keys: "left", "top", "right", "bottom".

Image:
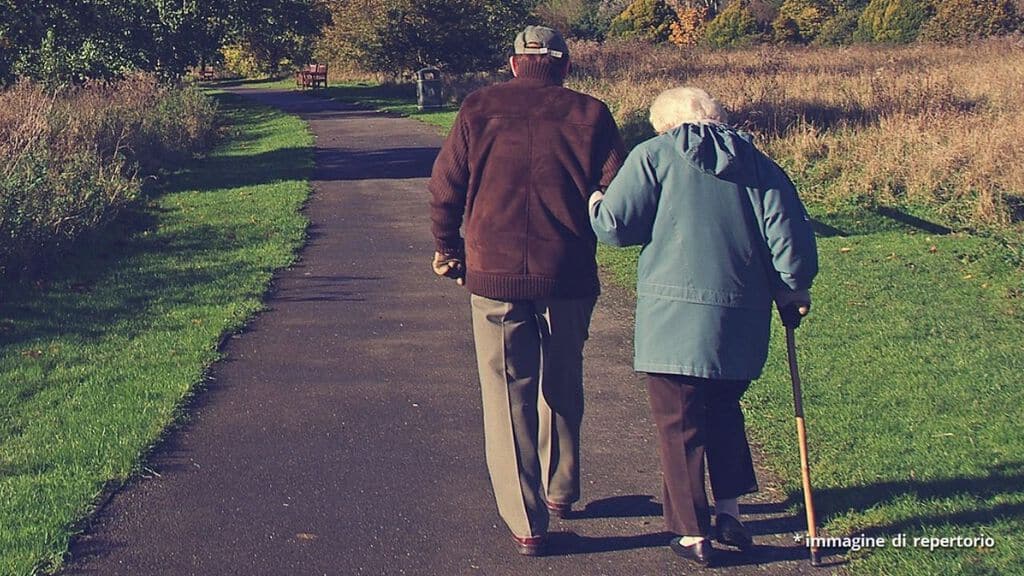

{"left": 590, "top": 123, "right": 818, "bottom": 380}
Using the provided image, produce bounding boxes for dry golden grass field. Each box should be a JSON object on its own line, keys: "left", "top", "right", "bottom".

{"left": 567, "top": 38, "right": 1024, "bottom": 233}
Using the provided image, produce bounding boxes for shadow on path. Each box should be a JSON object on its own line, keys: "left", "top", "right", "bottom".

{"left": 315, "top": 146, "right": 437, "bottom": 181}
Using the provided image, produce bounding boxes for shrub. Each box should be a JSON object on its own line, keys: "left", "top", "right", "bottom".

{"left": 773, "top": 0, "right": 831, "bottom": 43}
{"left": 704, "top": 1, "right": 763, "bottom": 47}
{"left": 608, "top": 0, "right": 679, "bottom": 42}
{"left": 0, "top": 76, "right": 218, "bottom": 277}
{"left": 748, "top": 0, "right": 782, "bottom": 28}
{"left": 533, "top": 0, "right": 615, "bottom": 39}
{"left": 773, "top": 14, "right": 804, "bottom": 42}
{"left": 919, "top": 0, "right": 1021, "bottom": 43}
{"left": 855, "top": 0, "right": 931, "bottom": 43}
{"left": 571, "top": 4, "right": 621, "bottom": 39}
{"left": 668, "top": 4, "right": 710, "bottom": 46}
{"left": 814, "top": 8, "right": 862, "bottom": 45}
{"left": 222, "top": 44, "right": 270, "bottom": 78}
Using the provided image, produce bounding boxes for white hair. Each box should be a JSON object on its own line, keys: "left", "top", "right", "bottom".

{"left": 648, "top": 87, "right": 727, "bottom": 134}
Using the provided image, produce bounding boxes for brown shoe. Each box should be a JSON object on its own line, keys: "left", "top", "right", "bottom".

{"left": 512, "top": 534, "right": 547, "bottom": 556}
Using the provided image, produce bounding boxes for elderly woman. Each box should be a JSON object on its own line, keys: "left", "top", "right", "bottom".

{"left": 589, "top": 87, "right": 818, "bottom": 566}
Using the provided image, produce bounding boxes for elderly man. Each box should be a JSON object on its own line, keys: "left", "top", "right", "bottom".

{"left": 590, "top": 87, "right": 818, "bottom": 567}
{"left": 428, "top": 26, "right": 626, "bottom": 556}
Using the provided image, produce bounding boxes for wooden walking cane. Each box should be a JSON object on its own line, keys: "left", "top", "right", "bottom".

{"left": 786, "top": 326, "right": 822, "bottom": 566}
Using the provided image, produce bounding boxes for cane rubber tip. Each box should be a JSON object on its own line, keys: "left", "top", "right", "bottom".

{"left": 810, "top": 550, "right": 823, "bottom": 566}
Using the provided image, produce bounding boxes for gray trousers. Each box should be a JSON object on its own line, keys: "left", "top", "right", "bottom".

{"left": 470, "top": 294, "right": 597, "bottom": 538}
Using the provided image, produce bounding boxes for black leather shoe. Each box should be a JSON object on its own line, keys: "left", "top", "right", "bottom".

{"left": 715, "top": 513, "right": 754, "bottom": 551}
{"left": 669, "top": 537, "right": 715, "bottom": 567}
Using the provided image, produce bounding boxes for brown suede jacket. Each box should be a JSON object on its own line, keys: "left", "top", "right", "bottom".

{"left": 429, "top": 61, "right": 626, "bottom": 300}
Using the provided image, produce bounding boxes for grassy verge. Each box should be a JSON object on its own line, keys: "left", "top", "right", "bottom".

{"left": 0, "top": 93, "right": 312, "bottom": 575}
{"left": 746, "top": 223, "right": 1024, "bottom": 575}
{"left": 0, "top": 76, "right": 218, "bottom": 278}
{"left": 342, "top": 81, "right": 1024, "bottom": 575}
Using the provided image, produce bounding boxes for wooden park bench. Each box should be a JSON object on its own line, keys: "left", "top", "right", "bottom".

{"left": 197, "top": 65, "right": 216, "bottom": 81}
{"left": 295, "top": 63, "right": 328, "bottom": 89}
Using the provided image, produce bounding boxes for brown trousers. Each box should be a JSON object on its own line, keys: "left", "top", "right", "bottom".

{"left": 646, "top": 373, "right": 759, "bottom": 537}
{"left": 471, "top": 295, "right": 597, "bottom": 538}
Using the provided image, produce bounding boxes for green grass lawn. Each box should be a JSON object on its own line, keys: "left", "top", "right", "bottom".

{"left": 0, "top": 93, "right": 313, "bottom": 575}
{"left": 339, "top": 80, "right": 1024, "bottom": 575}
{"left": 751, "top": 221, "right": 1023, "bottom": 575}
{"left": 600, "top": 227, "right": 1024, "bottom": 576}
{"left": 598, "top": 181, "right": 1024, "bottom": 575}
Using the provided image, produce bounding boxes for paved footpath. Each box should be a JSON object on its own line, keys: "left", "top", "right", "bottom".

{"left": 63, "top": 88, "right": 833, "bottom": 575}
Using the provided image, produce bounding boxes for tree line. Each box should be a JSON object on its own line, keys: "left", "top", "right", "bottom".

{"left": 2, "top": 0, "right": 1020, "bottom": 86}
{"left": 318, "top": 0, "right": 1021, "bottom": 76}
{"left": 546, "top": 0, "right": 1021, "bottom": 48}
{"left": 0, "top": 0, "right": 331, "bottom": 85}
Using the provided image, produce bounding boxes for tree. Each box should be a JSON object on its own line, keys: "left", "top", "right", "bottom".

{"left": 608, "top": 0, "right": 679, "bottom": 42}
{"left": 772, "top": 13, "right": 803, "bottom": 41}
{"left": 772, "top": 0, "right": 832, "bottom": 43}
{"left": 668, "top": 3, "right": 710, "bottom": 45}
{"left": 533, "top": 0, "right": 618, "bottom": 39}
{"left": 854, "top": 0, "right": 931, "bottom": 43}
{"left": 226, "top": 0, "right": 331, "bottom": 75}
{"left": 151, "top": 0, "right": 233, "bottom": 74}
{"left": 704, "top": 0, "right": 762, "bottom": 46}
{"left": 0, "top": 0, "right": 330, "bottom": 85}
{"left": 919, "top": 0, "right": 1021, "bottom": 42}
{"left": 814, "top": 7, "right": 861, "bottom": 44}
{"left": 318, "top": 0, "right": 530, "bottom": 75}
{"left": 0, "top": 0, "right": 45, "bottom": 83}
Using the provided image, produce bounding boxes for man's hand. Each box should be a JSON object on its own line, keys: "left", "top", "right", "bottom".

{"left": 432, "top": 251, "right": 465, "bottom": 285}
{"left": 775, "top": 289, "right": 811, "bottom": 328}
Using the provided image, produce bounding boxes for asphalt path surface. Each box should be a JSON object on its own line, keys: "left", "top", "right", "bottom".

{"left": 62, "top": 88, "right": 838, "bottom": 575}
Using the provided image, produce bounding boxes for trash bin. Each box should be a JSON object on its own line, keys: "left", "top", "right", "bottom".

{"left": 416, "top": 67, "right": 443, "bottom": 110}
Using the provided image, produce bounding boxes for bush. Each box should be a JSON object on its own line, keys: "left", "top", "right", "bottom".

{"left": 855, "top": 0, "right": 931, "bottom": 43}
{"left": 608, "top": 0, "right": 679, "bottom": 42}
{"left": 919, "top": 0, "right": 1021, "bottom": 43}
{"left": 0, "top": 76, "right": 218, "bottom": 277}
{"left": 222, "top": 44, "right": 271, "bottom": 78}
{"left": 704, "top": 1, "right": 763, "bottom": 47}
{"left": 570, "top": 5, "right": 621, "bottom": 39}
{"left": 814, "top": 8, "right": 861, "bottom": 45}
{"left": 668, "top": 4, "right": 710, "bottom": 46}
{"left": 772, "top": 0, "right": 831, "bottom": 43}
{"left": 772, "top": 14, "right": 804, "bottom": 42}
{"left": 533, "top": 0, "right": 616, "bottom": 40}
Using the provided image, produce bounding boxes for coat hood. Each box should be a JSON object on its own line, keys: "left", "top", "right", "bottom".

{"left": 671, "top": 123, "right": 756, "bottom": 181}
